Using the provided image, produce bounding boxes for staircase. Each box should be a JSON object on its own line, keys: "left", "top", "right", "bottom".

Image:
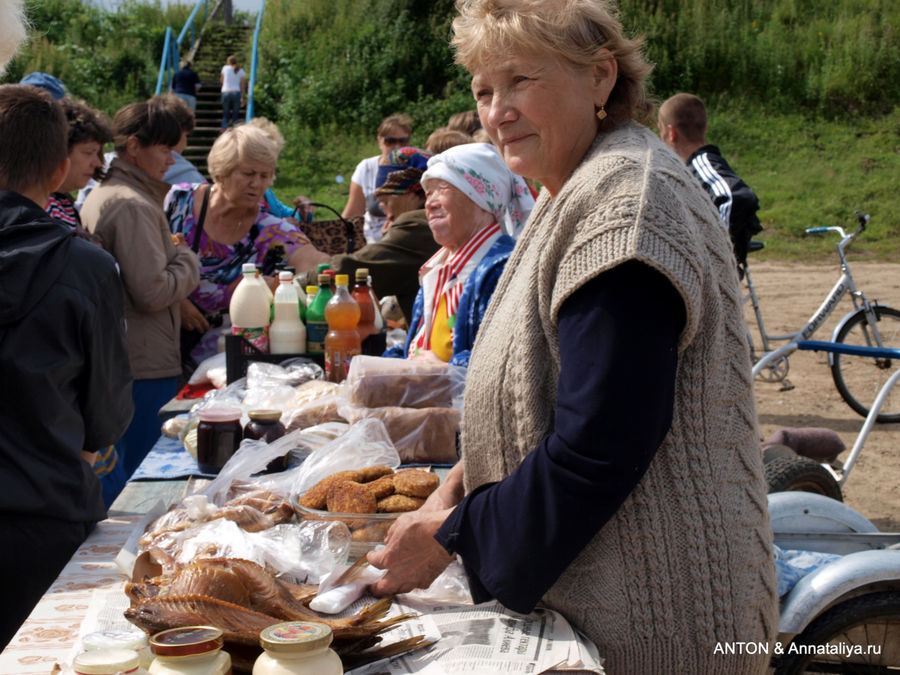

{"left": 182, "top": 23, "right": 252, "bottom": 176}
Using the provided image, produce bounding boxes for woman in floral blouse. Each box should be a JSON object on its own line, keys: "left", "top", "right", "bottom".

{"left": 165, "top": 125, "right": 328, "bottom": 367}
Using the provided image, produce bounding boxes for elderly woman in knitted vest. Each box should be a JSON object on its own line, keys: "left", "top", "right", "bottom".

{"left": 366, "top": 1, "right": 778, "bottom": 673}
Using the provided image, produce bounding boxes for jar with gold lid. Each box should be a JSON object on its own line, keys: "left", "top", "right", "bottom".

{"left": 252, "top": 621, "right": 341, "bottom": 675}
{"left": 148, "top": 626, "right": 232, "bottom": 675}
{"left": 244, "top": 409, "right": 287, "bottom": 473}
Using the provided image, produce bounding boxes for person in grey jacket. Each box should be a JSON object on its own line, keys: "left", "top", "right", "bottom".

{"left": 82, "top": 98, "right": 200, "bottom": 477}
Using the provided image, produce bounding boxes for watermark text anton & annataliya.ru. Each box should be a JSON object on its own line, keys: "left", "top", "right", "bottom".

{"left": 714, "top": 641, "right": 883, "bottom": 657}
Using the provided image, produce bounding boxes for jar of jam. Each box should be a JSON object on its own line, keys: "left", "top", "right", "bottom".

{"left": 244, "top": 409, "right": 287, "bottom": 473}
{"left": 252, "top": 622, "right": 341, "bottom": 675}
{"left": 148, "top": 626, "right": 232, "bottom": 675}
{"left": 196, "top": 408, "right": 242, "bottom": 474}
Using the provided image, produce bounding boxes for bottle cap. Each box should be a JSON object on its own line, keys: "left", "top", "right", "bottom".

{"left": 73, "top": 648, "right": 140, "bottom": 674}
{"left": 335, "top": 274, "right": 350, "bottom": 286}
{"left": 306, "top": 285, "right": 317, "bottom": 295}
{"left": 317, "top": 273, "right": 331, "bottom": 284}
{"left": 248, "top": 409, "right": 282, "bottom": 422}
{"left": 196, "top": 407, "right": 242, "bottom": 423}
{"left": 242, "top": 262, "right": 257, "bottom": 274}
{"left": 150, "top": 626, "right": 224, "bottom": 657}
{"left": 317, "top": 263, "right": 332, "bottom": 272}
{"left": 355, "top": 268, "right": 369, "bottom": 282}
{"left": 259, "top": 621, "right": 333, "bottom": 655}
{"left": 278, "top": 270, "right": 293, "bottom": 281}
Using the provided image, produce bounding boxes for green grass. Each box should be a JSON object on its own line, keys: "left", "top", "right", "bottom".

{"left": 710, "top": 106, "right": 900, "bottom": 261}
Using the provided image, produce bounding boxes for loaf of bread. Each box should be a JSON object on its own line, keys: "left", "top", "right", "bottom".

{"left": 345, "top": 356, "right": 454, "bottom": 409}
{"left": 344, "top": 406, "right": 460, "bottom": 464}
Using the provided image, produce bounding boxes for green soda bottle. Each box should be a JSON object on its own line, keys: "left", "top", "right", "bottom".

{"left": 306, "top": 273, "right": 334, "bottom": 355}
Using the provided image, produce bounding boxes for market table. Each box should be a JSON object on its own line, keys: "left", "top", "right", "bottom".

{"left": 0, "top": 478, "right": 195, "bottom": 674}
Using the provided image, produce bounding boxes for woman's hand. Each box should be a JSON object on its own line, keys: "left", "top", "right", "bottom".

{"left": 420, "top": 463, "right": 465, "bottom": 513}
{"left": 180, "top": 298, "right": 209, "bottom": 333}
{"left": 366, "top": 507, "right": 455, "bottom": 596}
{"left": 287, "top": 242, "right": 330, "bottom": 274}
{"left": 291, "top": 195, "right": 315, "bottom": 222}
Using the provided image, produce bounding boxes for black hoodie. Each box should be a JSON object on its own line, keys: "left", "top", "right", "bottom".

{"left": 0, "top": 190, "right": 133, "bottom": 523}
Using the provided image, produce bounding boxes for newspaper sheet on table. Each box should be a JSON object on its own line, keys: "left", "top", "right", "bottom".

{"left": 348, "top": 599, "right": 604, "bottom": 674}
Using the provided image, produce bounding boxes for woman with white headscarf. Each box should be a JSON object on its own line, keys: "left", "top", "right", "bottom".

{"left": 384, "top": 142, "right": 533, "bottom": 367}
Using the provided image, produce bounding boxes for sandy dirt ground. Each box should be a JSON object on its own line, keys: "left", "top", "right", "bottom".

{"left": 746, "top": 259, "right": 900, "bottom": 531}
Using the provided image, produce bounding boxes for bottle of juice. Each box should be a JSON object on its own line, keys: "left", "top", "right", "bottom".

{"left": 306, "top": 274, "right": 333, "bottom": 355}
{"left": 324, "top": 274, "right": 361, "bottom": 383}
{"left": 270, "top": 271, "right": 307, "bottom": 354}
{"left": 352, "top": 268, "right": 385, "bottom": 356}
{"left": 230, "top": 262, "right": 271, "bottom": 352}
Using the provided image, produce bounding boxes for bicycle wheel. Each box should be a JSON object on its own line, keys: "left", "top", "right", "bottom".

{"left": 831, "top": 305, "right": 900, "bottom": 423}
{"left": 773, "top": 591, "right": 900, "bottom": 674}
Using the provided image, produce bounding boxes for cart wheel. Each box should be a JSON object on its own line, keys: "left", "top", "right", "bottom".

{"left": 773, "top": 591, "right": 900, "bottom": 674}
{"left": 765, "top": 455, "right": 842, "bottom": 501}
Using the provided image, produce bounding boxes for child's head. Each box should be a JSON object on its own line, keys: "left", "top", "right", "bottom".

{"left": 0, "top": 84, "right": 69, "bottom": 195}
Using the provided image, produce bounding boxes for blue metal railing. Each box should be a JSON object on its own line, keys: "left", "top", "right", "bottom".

{"left": 155, "top": 0, "right": 211, "bottom": 95}
{"left": 245, "top": 0, "right": 266, "bottom": 121}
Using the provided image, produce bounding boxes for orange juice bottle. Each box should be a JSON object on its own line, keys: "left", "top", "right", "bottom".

{"left": 324, "top": 274, "right": 361, "bottom": 383}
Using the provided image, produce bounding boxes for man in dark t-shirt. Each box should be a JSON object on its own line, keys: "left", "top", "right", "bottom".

{"left": 171, "top": 60, "right": 201, "bottom": 111}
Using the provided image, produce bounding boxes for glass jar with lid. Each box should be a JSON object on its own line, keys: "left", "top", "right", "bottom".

{"left": 73, "top": 648, "right": 148, "bottom": 675}
{"left": 148, "top": 626, "right": 232, "bottom": 675}
{"left": 252, "top": 621, "right": 342, "bottom": 675}
{"left": 196, "top": 408, "right": 243, "bottom": 474}
{"left": 244, "top": 409, "right": 287, "bottom": 473}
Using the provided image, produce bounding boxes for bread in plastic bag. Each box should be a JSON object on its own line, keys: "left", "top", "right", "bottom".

{"left": 341, "top": 404, "right": 460, "bottom": 464}
{"left": 286, "top": 395, "right": 346, "bottom": 430}
{"left": 344, "top": 355, "right": 466, "bottom": 409}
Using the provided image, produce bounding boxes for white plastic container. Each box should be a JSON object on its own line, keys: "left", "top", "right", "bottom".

{"left": 230, "top": 262, "right": 271, "bottom": 352}
{"left": 252, "top": 622, "right": 342, "bottom": 675}
{"left": 148, "top": 626, "right": 231, "bottom": 675}
{"left": 73, "top": 648, "right": 149, "bottom": 674}
{"left": 269, "top": 271, "right": 306, "bottom": 354}
{"left": 82, "top": 629, "right": 152, "bottom": 669}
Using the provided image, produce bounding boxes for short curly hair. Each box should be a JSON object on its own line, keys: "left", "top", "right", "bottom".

{"left": 451, "top": 0, "right": 654, "bottom": 130}
{"left": 61, "top": 97, "right": 112, "bottom": 150}
{"left": 206, "top": 124, "right": 278, "bottom": 184}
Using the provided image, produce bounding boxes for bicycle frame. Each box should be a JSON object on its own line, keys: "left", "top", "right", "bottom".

{"left": 749, "top": 214, "right": 882, "bottom": 379}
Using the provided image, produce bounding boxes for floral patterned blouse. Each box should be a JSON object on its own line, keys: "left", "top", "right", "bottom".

{"left": 165, "top": 182, "right": 312, "bottom": 316}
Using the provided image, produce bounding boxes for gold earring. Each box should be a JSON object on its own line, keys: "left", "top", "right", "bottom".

{"left": 596, "top": 105, "right": 607, "bottom": 121}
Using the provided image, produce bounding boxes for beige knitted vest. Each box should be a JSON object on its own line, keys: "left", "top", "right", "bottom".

{"left": 462, "top": 122, "right": 778, "bottom": 674}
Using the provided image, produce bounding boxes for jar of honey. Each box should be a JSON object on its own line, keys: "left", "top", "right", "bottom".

{"left": 148, "top": 626, "right": 232, "bottom": 675}
{"left": 252, "top": 622, "right": 341, "bottom": 675}
{"left": 196, "top": 408, "right": 242, "bottom": 474}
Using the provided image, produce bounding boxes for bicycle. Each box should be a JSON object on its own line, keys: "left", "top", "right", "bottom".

{"left": 743, "top": 211, "right": 900, "bottom": 422}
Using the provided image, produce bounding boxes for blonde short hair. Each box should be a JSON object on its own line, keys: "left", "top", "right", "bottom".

{"left": 377, "top": 114, "right": 413, "bottom": 138}
{"left": 207, "top": 125, "right": 278, "bottom": 183}
{"left": 247, "top": 116, "right": 285, "bottom": 154}
{"left": 452, "top": 0, "right": 654, "bottom": 129}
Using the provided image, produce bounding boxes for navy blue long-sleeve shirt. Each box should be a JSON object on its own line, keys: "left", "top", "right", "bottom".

{"left": 435, "top": 260, "right": 686, "bottom": 613}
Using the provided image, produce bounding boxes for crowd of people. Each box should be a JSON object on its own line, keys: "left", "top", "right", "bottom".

{"left": 0, "top": 0, "right": 777, "bottom": 670}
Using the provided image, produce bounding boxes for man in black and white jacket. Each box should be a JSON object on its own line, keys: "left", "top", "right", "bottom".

{"left": 658, "top": 93, "right": 762, "bottom": 269}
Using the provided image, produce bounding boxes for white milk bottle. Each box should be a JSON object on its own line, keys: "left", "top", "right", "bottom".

{"left": 230, "top": 262, "right": 271, "bottom": 352}
{"left": 270, "top": 271, "right": 306, "bottom": 354}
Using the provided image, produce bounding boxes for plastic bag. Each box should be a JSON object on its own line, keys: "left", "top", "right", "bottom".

{"left": 246, "top": 358, "right": 323, "bottom": 389}
{"left": 398, "top": 556, "right": 473, "bottom": 606}
{"left": 188, "top": 351, "right": 228, "bottom": 388}
{"left": 344, "top": 355, "right": 466, "bottom": 409}
{"left": 340, "top": 403, "right": 460, "bottom": 464}
{"left": 290, "top": 417, "right": 400, "bottom": 498}
{"left": 310, "top": 562, "right": 387, "bottom": 614}
{"left": 285, "top": 394, "right": 347, "bottom": 430}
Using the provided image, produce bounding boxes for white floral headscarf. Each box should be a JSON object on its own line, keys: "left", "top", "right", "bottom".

{"left": 421, "top": 142, "right": 535, "bottom": 239}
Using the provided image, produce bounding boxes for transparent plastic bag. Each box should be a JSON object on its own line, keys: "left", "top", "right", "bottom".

{"left": 290, "top": 417, "right": 400, "bottom": 498}
{"left": 344, "top": 355, "right": 466, "bottom": 409}
{"left": 285, "top": 394, "right": 347, "bottom": 430}
{"left": 188, "top": 351, "right": 228, "bottom": 388}
{"left": 339, "top": 403, "right": 460, "bottom": 464}
{"left": 246, "top": 358, "right": 323, "bottom": 389}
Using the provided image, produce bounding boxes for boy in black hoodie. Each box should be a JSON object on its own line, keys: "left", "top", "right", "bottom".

{"left": 0, "top": 84, "right": 133, "bottom": 648}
